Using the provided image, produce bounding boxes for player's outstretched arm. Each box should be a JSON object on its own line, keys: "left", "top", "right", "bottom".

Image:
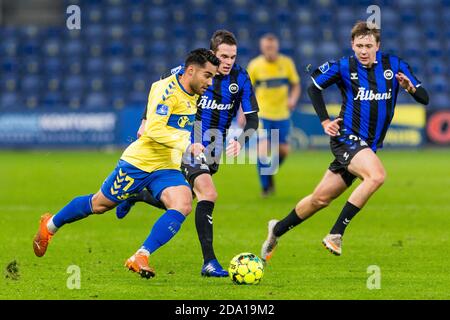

{"left": 396, "top": 72, "right": 429, "bottom": 105}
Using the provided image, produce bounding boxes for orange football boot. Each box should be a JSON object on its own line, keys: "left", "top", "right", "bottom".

{"left": 125, "top": 253, "right": 155, "bottom": 279}
{"left": 33, "top": 213, "right": 54, "bottom": 257}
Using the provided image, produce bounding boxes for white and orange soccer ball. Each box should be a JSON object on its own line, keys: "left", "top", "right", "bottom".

{"left": 228, "top": 252, "right": 264, "bottom": 285}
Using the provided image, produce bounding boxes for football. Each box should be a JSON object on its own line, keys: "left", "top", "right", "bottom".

{"left": 228, "top": 252, "right": 264, "bottom": 285}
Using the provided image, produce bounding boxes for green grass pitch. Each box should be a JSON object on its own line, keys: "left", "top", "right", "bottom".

{"left": 2, "top": 149, "right": 449, "bottom": 299}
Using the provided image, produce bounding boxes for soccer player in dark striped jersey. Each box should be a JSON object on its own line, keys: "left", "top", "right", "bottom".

{"left": 116, "top": 30, "right": 259, "bottom": 277}
{"left": 261, "top": 21, "right": 429, "bottom": 260}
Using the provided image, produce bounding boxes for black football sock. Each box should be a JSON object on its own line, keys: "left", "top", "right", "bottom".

{"left": 195, "top": 200, "right": 216, "bottom": 264}
{"left": 135, "top": 189, "right": 166, "bottom": 210}
{"left": 273, "top": 209, "right": 304, "bottom": 237}
{"left": 330, "top": 201, "right": 361, "bottom": 236}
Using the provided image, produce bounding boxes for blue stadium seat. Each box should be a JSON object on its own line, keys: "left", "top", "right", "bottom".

{"left": 130, "top": 7, "right": 145, "bottom": 24}
{"left": 44, "top": 58, "right": 63, "bottom": 75}
{"left": 130, "top": 40, "right": 147, "bottom": 57}
{"left": 86, "top": 57, "right": 104, "bottom": 74}
{"left": 296, "top": 25, "right": 317, "bottom": 41}
{"left": 192, "top": 8, "right": 208, "bottom": 22}
{"left": 21, "top": 75, "right": 42, "bottom": 93}
{"left": 105, "top": 6, "right": 126, "bottom": 23}
{"left": 173, "top": 24, "right": 188, "bottom": 39}
{"left": 401, "top": 28, "right": 422, "bottom": 42}
{"left": 23, "top": 95, "right": 39, "bottom": 109}
{"left": 129, "top": 57, "right": 148, "bottom": 73}
{"left": 1, "top": 39, "right": 19, "bottom": 57}
{"left": 1, "top": 58, "right": 20, "bottom": 74}
{"left": 23, "top": 59, "right": 41, "bottom": 74}
{"left": 432, "top": 93, "right": 448, "bottom": 109}
{"left": 318, "top": 42, "right": 340, "bottom": 58}
{"left": 42, "top": 92, "right": 64, "bottom": 107}
{"left": 21, "top": 26, "right": 40, "bottom": 39}
{"left": 400, "top": 9, "right": 418, "bottom": 24}
{"left": 108, "top": 25, "right": 126, "bottom": 40}
{"left": 296, "top": 41, "right": 316, "bottom": 59}
{"left": 420, "top": 9, "right": 439, "bottom": 25}
{"left": 64, "top": 75, "right": 85, "bottom": 94}
{"left": 406, "top": 58, "right": 423, "bottom": 76}
{"left": 151, "top": 26, "right": 168, "bottom": 41}
{"left": 65, "top": 57, "right": 85, "bottom": 74}
{"left": 67, "top": 96, "right": 83, "bottom": 109}
{"left": 47, "top": 77, "right": 61, "bottom": 92}
{"left": 252, "top": 7, "right": 272, "bottom": 25}
{"left": 106, "top": 58, "right": 126, "bottom": 75}
{"left": 430, "top": 75, "right": 447, "bottom": 94}
{"left": 108, "top": 76, "right": 130, "bottom": 92}
{"left": 22, "top": 39, "right": 40, "bottom": 56}
{"left": 63, "top": 40, "right": 83, "bottom": 56}
{"left": 88, "top": 76, "right": 104, "bottom": 92}
{"left": 44, "top": 39, "right": 61, "bottom": 57}
{"left": 1, "top": 92, "right": 20, "bottom": 109}
{"left": 129, "top": 24, "right": 147, "bottom": 38}
{"left": 132, "top": 76, "right": 149, "bottom": 92}
{"left": 85, "top": 92, "right": 109, "bottom": 109}
{"left": 86, "top": 5, "right": 103, "bottom": 24}
{"left": 1, "top": 76, "right": 18, "bottom": 92}
{"left": 129, "top": 91, "right": 147, "bottom": 107}
{"left": 147, "top": 6, "right": 169, "bottom": 22}
{"left": 112, "top": 93, "right": 128, "bottom": 110}
{"left": 382, "top": 8, "right": 398, "bottom": 25}
{"left": 336, "top": 7, "right": 354, "bottom": 24}
{"left": 149, "top": 41, "right": 169, "bottom": 57}
{"left": 85, "top": 24, "right": 104, "bottom": 40}
{"left": 108, "top": 41, "right": 128, "bottom": 56}
{"left": 426, "top": 40, "right": 443, "bottom": 58}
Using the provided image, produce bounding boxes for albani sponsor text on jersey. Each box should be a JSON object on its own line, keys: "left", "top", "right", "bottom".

{"left": 197, "top": 96, "right": 234, "bottom": 110}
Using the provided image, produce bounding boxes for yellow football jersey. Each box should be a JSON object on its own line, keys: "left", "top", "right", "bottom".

{"left": 247, "top": 54, "right": 300, "bottom": 120}
{"left": 121, "top": 74, "right": 198, "bottom": 173}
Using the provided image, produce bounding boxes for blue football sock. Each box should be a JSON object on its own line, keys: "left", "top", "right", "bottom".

{"left": 52, "top": 194, "right": 94, "bottom": 228}
{"left": 257, "top": 157, "right": 272, "bottom": 190}
{"left": 142, "top": 209, "right": 186, "bottom": 254}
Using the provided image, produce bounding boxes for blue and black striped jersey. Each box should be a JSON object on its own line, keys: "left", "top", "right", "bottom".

{"left": 164, "top": 64, "right": 259, "bottom": 156}
{"left": 311, "top": 51, "right": 421, "bottom": 151}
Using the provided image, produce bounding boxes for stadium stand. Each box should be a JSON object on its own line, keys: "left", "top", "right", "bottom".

{"left": 0, "top": 0, "right": 448, "bottom": 110}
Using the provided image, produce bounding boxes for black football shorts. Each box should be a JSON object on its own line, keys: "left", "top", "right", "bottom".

{"left": 328, "top": 129, "right": 370, "bottom": 187}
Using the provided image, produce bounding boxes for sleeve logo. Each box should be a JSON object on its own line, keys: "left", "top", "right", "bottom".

{"left": 171, "top": 65, "right": 183, "bottom": 75}
{"left": 156, "top": 104, "right": 169, "bottom": 115}
{"left": 319, "top": 62, "right": 330, "bottom": 74}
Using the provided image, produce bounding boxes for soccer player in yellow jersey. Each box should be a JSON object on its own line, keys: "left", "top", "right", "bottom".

{"left": 33, "top": 49, "right": 220, "bottom": 279}
{"left": 247, "top": 34, "right": 301, "bottom": 197}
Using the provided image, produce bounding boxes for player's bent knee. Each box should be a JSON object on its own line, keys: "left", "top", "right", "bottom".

{"left": 91, "top": 203, "right": 114, "bottom": 214}
{"left": 311, "top": 195, "right": 332, "bottom": 209}
{"left": 198, "top": 189, "right": 218, "bottom": 202}
{"left": 369, "top": 170, "right": 386, "bottom": 188}
{"left": 173, "top": 201, "right": 192, "bottom": 216}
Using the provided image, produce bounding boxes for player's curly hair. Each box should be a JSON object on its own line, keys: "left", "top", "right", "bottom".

{"left": 351, "top": 21, "right": 381, "bottom": 43}
{"left": 185, "top": 48, "right": 220, "bottom": 68}
{"left": 210, "top": 29, "right": 238, "bottom": 52}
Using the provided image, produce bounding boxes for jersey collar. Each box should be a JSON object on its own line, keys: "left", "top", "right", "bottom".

{"left": 176, "top": 74, "right": 195, "bottom": 96}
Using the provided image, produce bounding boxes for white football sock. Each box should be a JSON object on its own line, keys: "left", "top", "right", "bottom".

{"left": 137, "top": 248, "right": 150, "bottom": 257}
{"left": 46, "top": 217, "right": 58, "bottom": 234}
